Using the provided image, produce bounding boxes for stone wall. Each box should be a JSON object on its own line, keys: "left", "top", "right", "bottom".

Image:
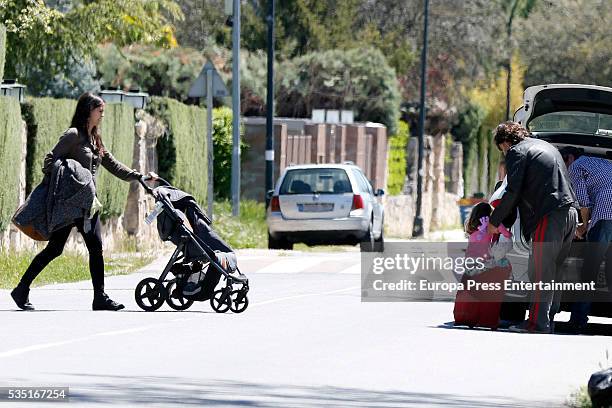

{"left": 385, "top": 134, "right": 463, "bottom": 238}
{"left": 0, "top": 119, "right": 29, "bottom": 252}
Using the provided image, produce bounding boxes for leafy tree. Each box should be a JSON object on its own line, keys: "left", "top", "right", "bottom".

{"left": 0, "top": 0, "right": 183, "bottom": 96}
{"left": 173, "top": 0, "right": 230, "bottom": 49}
{"left": 458, "top": 55, "right": 525, "bottom": 194}
{"left": 96, "top": 43, "right": 205, "bottom": 100}
{"left": 276, "top": 47, "right": 401, "bottom": 133}
{"left": 498, "top": 0, "right": 537, "bottom": 119}
{"left": 517, "top": 0, "right": 612, "bottom": 88}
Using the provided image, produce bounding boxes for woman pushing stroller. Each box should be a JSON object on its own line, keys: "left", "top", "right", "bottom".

{"left": 11, "top": 92, "right": 157, "bottom": 311}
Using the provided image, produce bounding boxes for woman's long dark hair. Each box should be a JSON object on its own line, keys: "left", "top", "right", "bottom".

{"left": 71, "top": 92, "right": 106, "bottom": 157}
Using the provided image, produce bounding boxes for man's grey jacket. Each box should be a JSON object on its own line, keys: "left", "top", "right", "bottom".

{"left": 12, "top": 159, "right": 96, "bottom": 241}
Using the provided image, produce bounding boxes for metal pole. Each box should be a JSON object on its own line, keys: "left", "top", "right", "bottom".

{"left": 231, "top": 0, "right": 241, "bottom": 217}
{"left": 206, "top": 67, "right": 214, "bottom": 219}
{"left": 265, "top": 0, "right": 275, "bottom": 207}
{"left": 413, "top": 0, "right": 429, "bottom": 238}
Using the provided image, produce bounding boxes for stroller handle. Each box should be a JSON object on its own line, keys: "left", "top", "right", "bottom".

{"left": 138, "top": 175, "right": 171, "bottom": 195}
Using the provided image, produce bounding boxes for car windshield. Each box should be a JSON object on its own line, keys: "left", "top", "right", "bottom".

{"left": 529, "top": 111, "right": 612, "bottom": 136}
{"left": 279, "top": 168, "right": 352, "bottom": 194}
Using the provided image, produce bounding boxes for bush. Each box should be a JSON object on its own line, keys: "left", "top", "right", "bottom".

{"left": 387, "top": 120, "right": 409, "bottom": 195}
{"left": 0, "top": 97, "right": 22, "bottom": 232}
{"left": 27, "top": 57, "right": 102, "bottom": 99}
{"left": 97, "top": 103, "right": 136, "bottom": 221}
{"left": 147, "top": 97, "right": 208, "bottom": 204}
{"left": 0, "top": 24, "right": 5, "bottom": 80}
{"left": 239, "top": 49, "right": 268, "bottom": 116}
{"left": 212, "top": 200, "right": 266, "bottom": 249}
{"left": 276, "top": 48, "right": 401, "bottom": 134}
{"left": 212, "top": 106, "right": 247, "bottom": 199}
{"left": 464, "top": 55, "right": 526, "bottom": 195}
{"left": 21, "top": 98, "right": 76, "bottom": 194}
{"left": 451, "top": 102, "right": 485, "bottom": 196}
{"left": 96, "top": 44, "right": 205, "bottom": 101}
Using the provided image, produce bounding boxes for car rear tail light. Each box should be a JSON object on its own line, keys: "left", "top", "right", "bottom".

{"left": 270, "top": 196, "right": 281, "bottom": 212}
{"left": 351, "top": 194, "right": 364, "bottom": 210}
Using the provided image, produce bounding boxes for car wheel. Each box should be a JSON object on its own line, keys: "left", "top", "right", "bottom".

{"left": 361, "top": 218, "right": 376, "bottom": 252}
{"left": 374, "top": 224, "right": 384, "bottom": 252}
{"left": 268, "top": 232, "right": 282, "bottom": 249}
{"left": 268, "top": 232, "right": 293, "bottom": 250}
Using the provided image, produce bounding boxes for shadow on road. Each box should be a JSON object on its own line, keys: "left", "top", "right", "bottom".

{"left": 436, "top": 321, "right": 612, "bottom": 336}
{"left": 0, "top": 309, "right": 214, "bottom": 314}
{"left": 50, "top": 373, "right": 552, "bottom": 407}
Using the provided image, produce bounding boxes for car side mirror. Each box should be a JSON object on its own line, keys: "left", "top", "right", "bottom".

{"left": 375, "top": 189, "right": 385, "bottom": 197}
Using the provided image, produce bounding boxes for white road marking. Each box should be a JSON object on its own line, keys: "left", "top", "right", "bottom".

{"left": 250, "top": 286, "right": 359, "bottom": 307}
{"left": 254, "top": 257, "right": 323, "bottom": 274}
{"left": 95, "top": 326, "right": 155, "bottom": 336}
{"left": 0, "top": 286, "right": 359, "bottom": 359}
{"left": 338, "top": 263, "right": 362, "bottom": 274}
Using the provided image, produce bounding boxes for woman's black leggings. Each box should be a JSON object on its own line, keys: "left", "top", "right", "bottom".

{"left": 18, "top": 212, "right": 105, "bottom": 294}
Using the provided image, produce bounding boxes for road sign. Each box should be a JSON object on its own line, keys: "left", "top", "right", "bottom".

{"left": 188, "top": 61, "right": 229, "bottom": 98}
{"left": 188, "top": 61, "right": 230, "bottom": 219}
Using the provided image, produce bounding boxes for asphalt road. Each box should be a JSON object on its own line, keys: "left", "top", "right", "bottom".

{"left": 1, "top": 246, "right": 610, "bottom": 407}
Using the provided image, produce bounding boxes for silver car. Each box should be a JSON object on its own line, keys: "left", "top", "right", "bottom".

{"left": 266, "top": 163, "right": 384, "bottom": 250}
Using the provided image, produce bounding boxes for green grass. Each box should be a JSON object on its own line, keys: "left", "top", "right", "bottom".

{"left": 0, "top": 250, "right": 155, "bottom": 289}
{"left": 293, "top": 243, "right": 358, "bottom": 252}
{"left": 567, "top": 386, "right": 591, "bottom": 408}
{"left": 210, "top": 200, "right": 364, "bottom": 251}
{"left": 212, "top": 199, "right": 267, "bottom": 249}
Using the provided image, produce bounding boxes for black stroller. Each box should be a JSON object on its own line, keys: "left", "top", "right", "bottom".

{"left": 134, "top": 176, "right": 249, "bottom": 313}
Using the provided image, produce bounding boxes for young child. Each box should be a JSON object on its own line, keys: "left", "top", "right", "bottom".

{"left": 464, "top": 202, "right": 512, "bottom": 266}
{"left": 453, "top": 202, "right": 514, "bottom": 329}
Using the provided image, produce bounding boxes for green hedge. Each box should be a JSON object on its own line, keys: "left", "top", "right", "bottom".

{"left": 212, "top": 107, "right": 248, "bottom": 200}
{"left": 22, "top": 98, "right": 76, "bottom": 194}
{"left": 22, "top": 98, "right": 135, "bottom": 221}
{"left": 97, "top": 103, "right": 136, "bottom": 221}
{"left": 387, "top": 120, "right": 409, "bottom": 195}
{"left": 0, "top": 97, "right": 23, "bottom": 231}
{"left": 147, "top": 97, "right": 207, "bottom": 204}
{"left": 0, "top": 24, "right": 6, "bottom": 81}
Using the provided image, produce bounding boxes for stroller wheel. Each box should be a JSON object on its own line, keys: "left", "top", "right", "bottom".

{"left": 165, "top": 280, "right": 194, "bottom": 311}
{"left": 135, "top": 278, "right": 166, "bottom": 312}
{"left": 210, "top": 289, "right": 232, "bottom": 313}
{"left": 229, "top": 290, "right": 249, "bottom": 313}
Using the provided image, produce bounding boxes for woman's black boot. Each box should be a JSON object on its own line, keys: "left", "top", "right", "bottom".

{"left": 92, "top": 292, "right": 125, "bottom": 311}
{"left": 11, "top": 285, "right": 35, "bottom": 311}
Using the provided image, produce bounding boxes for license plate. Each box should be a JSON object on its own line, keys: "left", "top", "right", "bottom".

{"left": 298, "top": 203, "right": 334, "bottom": 212}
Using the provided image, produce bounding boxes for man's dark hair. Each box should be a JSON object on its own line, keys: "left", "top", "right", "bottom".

{"left": 558, "top": 146, "right": 584, "bottom": 161}
{"left": 493, "top": 121, "right": 530, "bottom": 148}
